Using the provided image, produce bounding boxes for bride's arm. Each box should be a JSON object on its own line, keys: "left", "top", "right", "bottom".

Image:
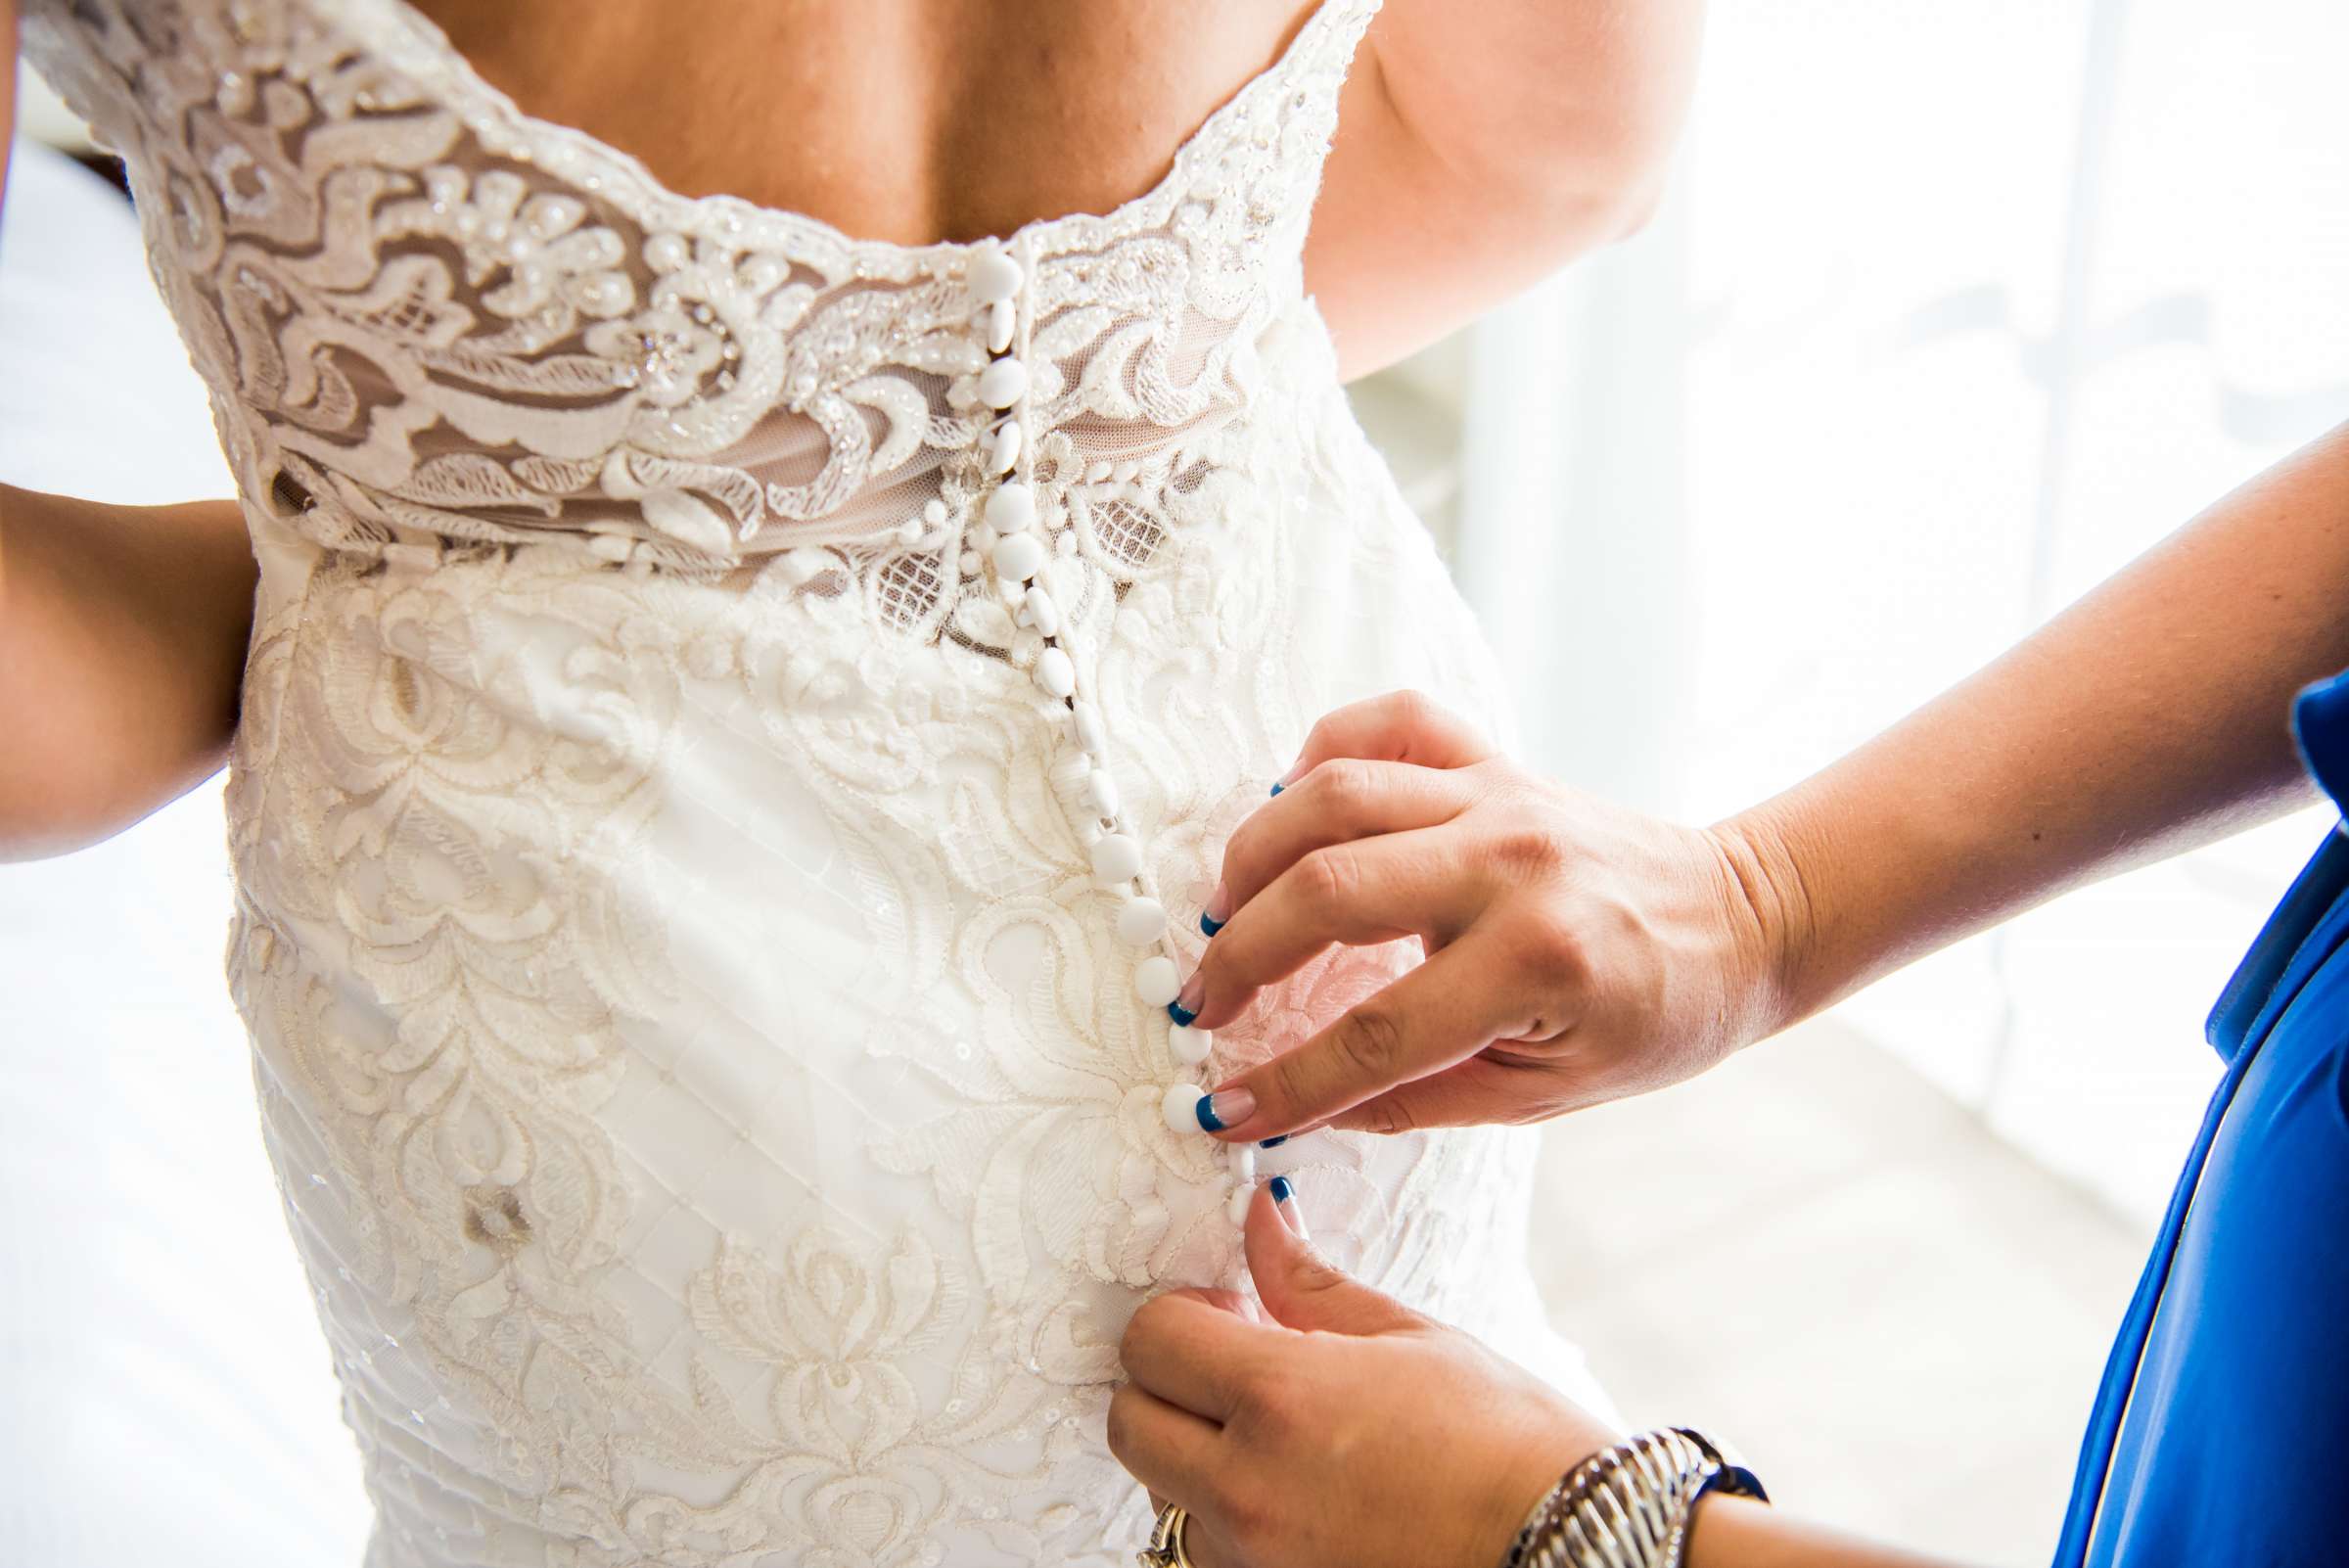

{"left": 0, "top": 484, "right": 256, "bottom": 859}
{"left": 1309, "top": 0, "right": 1705, "bottom": 379}
{"left": 3, "top": 12, "right": 259, "bottom": 859}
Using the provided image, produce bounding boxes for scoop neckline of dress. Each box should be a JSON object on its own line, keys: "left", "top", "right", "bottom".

{"left": 329, "top": 0, "right": 1356, "bottom": 276}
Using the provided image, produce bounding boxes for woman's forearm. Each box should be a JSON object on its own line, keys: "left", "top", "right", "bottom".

{"left": 1686, "top": 1497, "right": 1972, "bottom": 1568}
{"left": 0, "top": 484, "right": 256, "bottom": 858}
{"left": 1726, "top": 422, "right": 2349, "bottom": 1032}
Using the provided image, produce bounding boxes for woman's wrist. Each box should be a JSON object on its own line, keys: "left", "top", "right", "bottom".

{"left": 1701, "top": 805, "right": 1826, "bottom": 1047}
{"left": 1684, "top": 1492, "right": 1972, "bottom": 1568}
{"left": 1479, "top": 1415, "right": 1617, "bottom": 1567}
{"left": 1496, "top": 1428, "right": 1770, "bottom": 1568}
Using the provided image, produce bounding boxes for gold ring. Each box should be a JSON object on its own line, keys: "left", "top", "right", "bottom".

{"left": 1135, "top": 1500, "right": 1196, "bottom": 1568}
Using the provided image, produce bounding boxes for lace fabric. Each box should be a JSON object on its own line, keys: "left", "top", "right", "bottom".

{"left": 23, "top": 3, "right": 1607, "bottom": 1563}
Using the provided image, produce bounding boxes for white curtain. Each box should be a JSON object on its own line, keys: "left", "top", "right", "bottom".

{"left": 1443, "top": 0, "right": 2349, "bottom": 1222}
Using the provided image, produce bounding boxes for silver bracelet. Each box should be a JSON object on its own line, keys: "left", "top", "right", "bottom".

{"left": 1497, "top": 1427, "right": 1768, "bottom": 1568}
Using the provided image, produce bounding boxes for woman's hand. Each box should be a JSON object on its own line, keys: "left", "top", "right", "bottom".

{"left": 1110, "top": 1185, "right": 1616, "bottom": 1568}
{"left": 1180, "top": 691, "right": 1804, "bottom": 1142}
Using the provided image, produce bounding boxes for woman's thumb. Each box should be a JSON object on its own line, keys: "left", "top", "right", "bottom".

{"left": 1243, "top": 1179, "right": 1424, "bottom": 1336}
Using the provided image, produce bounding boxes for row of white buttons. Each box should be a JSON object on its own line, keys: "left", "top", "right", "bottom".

{"left": 963, "top": 241, "right": 1260, "bottom": 1225}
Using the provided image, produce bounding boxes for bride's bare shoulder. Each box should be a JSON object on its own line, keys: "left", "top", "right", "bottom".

{"left": 1314, "top": 0, "right": 1707, "bottom": 376}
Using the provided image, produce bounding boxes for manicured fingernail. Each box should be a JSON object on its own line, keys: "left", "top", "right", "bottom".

{"left": 1269, "top": 1175, "right": 1309, "bottom": 1238}
{"left": 1258, "top": 1134, "right": 1289, "bottom": 1149}
{"left": 1166, "top": 972, "right": 1205, "bottom": 1029}
{"left": 1195, "top": 1087, "right": 1256, "bottom": 1132}
{"left": 1199, "top": 881, "right": 1229, "bottom": 937}
{"left": 1267, "top": 781, "right": 1284, "bottom": 797}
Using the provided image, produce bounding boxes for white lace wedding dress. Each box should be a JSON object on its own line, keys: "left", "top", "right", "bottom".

{"left": 25, "top": 1, "right": 1607, "bottom": 1562}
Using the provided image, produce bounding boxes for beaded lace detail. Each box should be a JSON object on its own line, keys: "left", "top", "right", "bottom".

{"left": 25, "top": 0, "right": 1370, "bottom": 636}
{"left": 23, "top": 3, "right": 1601, "bottom": 1564}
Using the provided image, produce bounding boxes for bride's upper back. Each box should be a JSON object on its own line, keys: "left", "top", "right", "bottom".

{"left": 22, "top": 0, "right": 1380, "bottom": 598}
{"left": 408, "top": 0, "right": 1324, "bottom": 249}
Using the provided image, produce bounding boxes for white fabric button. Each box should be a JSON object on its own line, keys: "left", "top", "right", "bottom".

{"left": 986, "top": 482, "right": 1036, "bottom": 532}
{"left": 1169, "top": 1023, "right": 1213, "bottom": 1067}
{"left": 989, "top": 298, "right": 1017, "bottom": 352}
{"left": 1091, "top": 833, "right": 1143, "bottom": 886}
{"left": 969, "top": 247, "right": 1023, "bottom": 303}
{"left": 1024, "top": 586, "right": 1061, "bottom": 637}
{"left": 1085, "top": 767, "right": 1122, "bottom": 818}
{"left": 1227, "top": 1143, "right": 1258, "bottom": 1183}
{"left": 1033, "top": 646, "right": 1076, "bottom": 699}
{"left": 1137, "top": 958, "right": 1183, "bottom": 1010}
{"left": 1048, "top": 747, "right": 1092, "bottom": 797}
{"left": 979, "top": 356, "right": 1029, "bottom": 409}
{"left": 1071, "top": 700, "right": 1107, "bottom": 757}
{"left": 990, "top": 420, "right": 1024, "bottom": 476}
{"left": 1224, "top": 1183, "right": 1253, "bottom": 1225}
{"left": 992, "top": 531, "right": 1044, "bottom": 582}
{"left": 1160, "top": 1080, "right": 1205, "bottom": 1133}
{"left": 1115, "top": 895, "right": 1166, "bottom": 945}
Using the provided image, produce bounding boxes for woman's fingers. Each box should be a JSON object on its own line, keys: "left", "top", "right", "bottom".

{"left": 1112, "top": 1292, "right": 1274, "bottom": 1557}
{"left": 1114, "top": 1285, "right": 1277, "bottom": 1568}
{"left": 1325, "top": 1051, "right": 1555, "bottom": 1134}
{"left": 1190, "top": 825, "right": 1491, "bottom": 1032}
{"left": 1205, "top": 928, "right": 1548, "bottom": 1140}
{"left": 1176, "top": 1510, "right": 1243, "bottom": 1568}
{"left": 1209, "top": 758, "right": 1474, "bottom": 931}
{"left": 1119, "top": 1290, "right": 1268, "bottom": 1420}
{"left": 1279, "top": 689, "right": 1497, "bottom": 784}
{"left": 1139, "top": 1500, "right": 1242, "bottom": 1568}
{"left": 1105, "top": 1383, "right": 1222, "bottom": 1513}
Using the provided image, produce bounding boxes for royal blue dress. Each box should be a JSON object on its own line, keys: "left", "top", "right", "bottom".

{"left": 2052, "top": 669, "right": 2349, "bottom": 1568}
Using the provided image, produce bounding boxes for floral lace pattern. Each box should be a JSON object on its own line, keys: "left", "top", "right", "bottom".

{"left": 26, "top": 0, "right": 1369, "bottom": 632}
{"left": 24, "top": 2, "right": 1602, "bottom": 1564}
